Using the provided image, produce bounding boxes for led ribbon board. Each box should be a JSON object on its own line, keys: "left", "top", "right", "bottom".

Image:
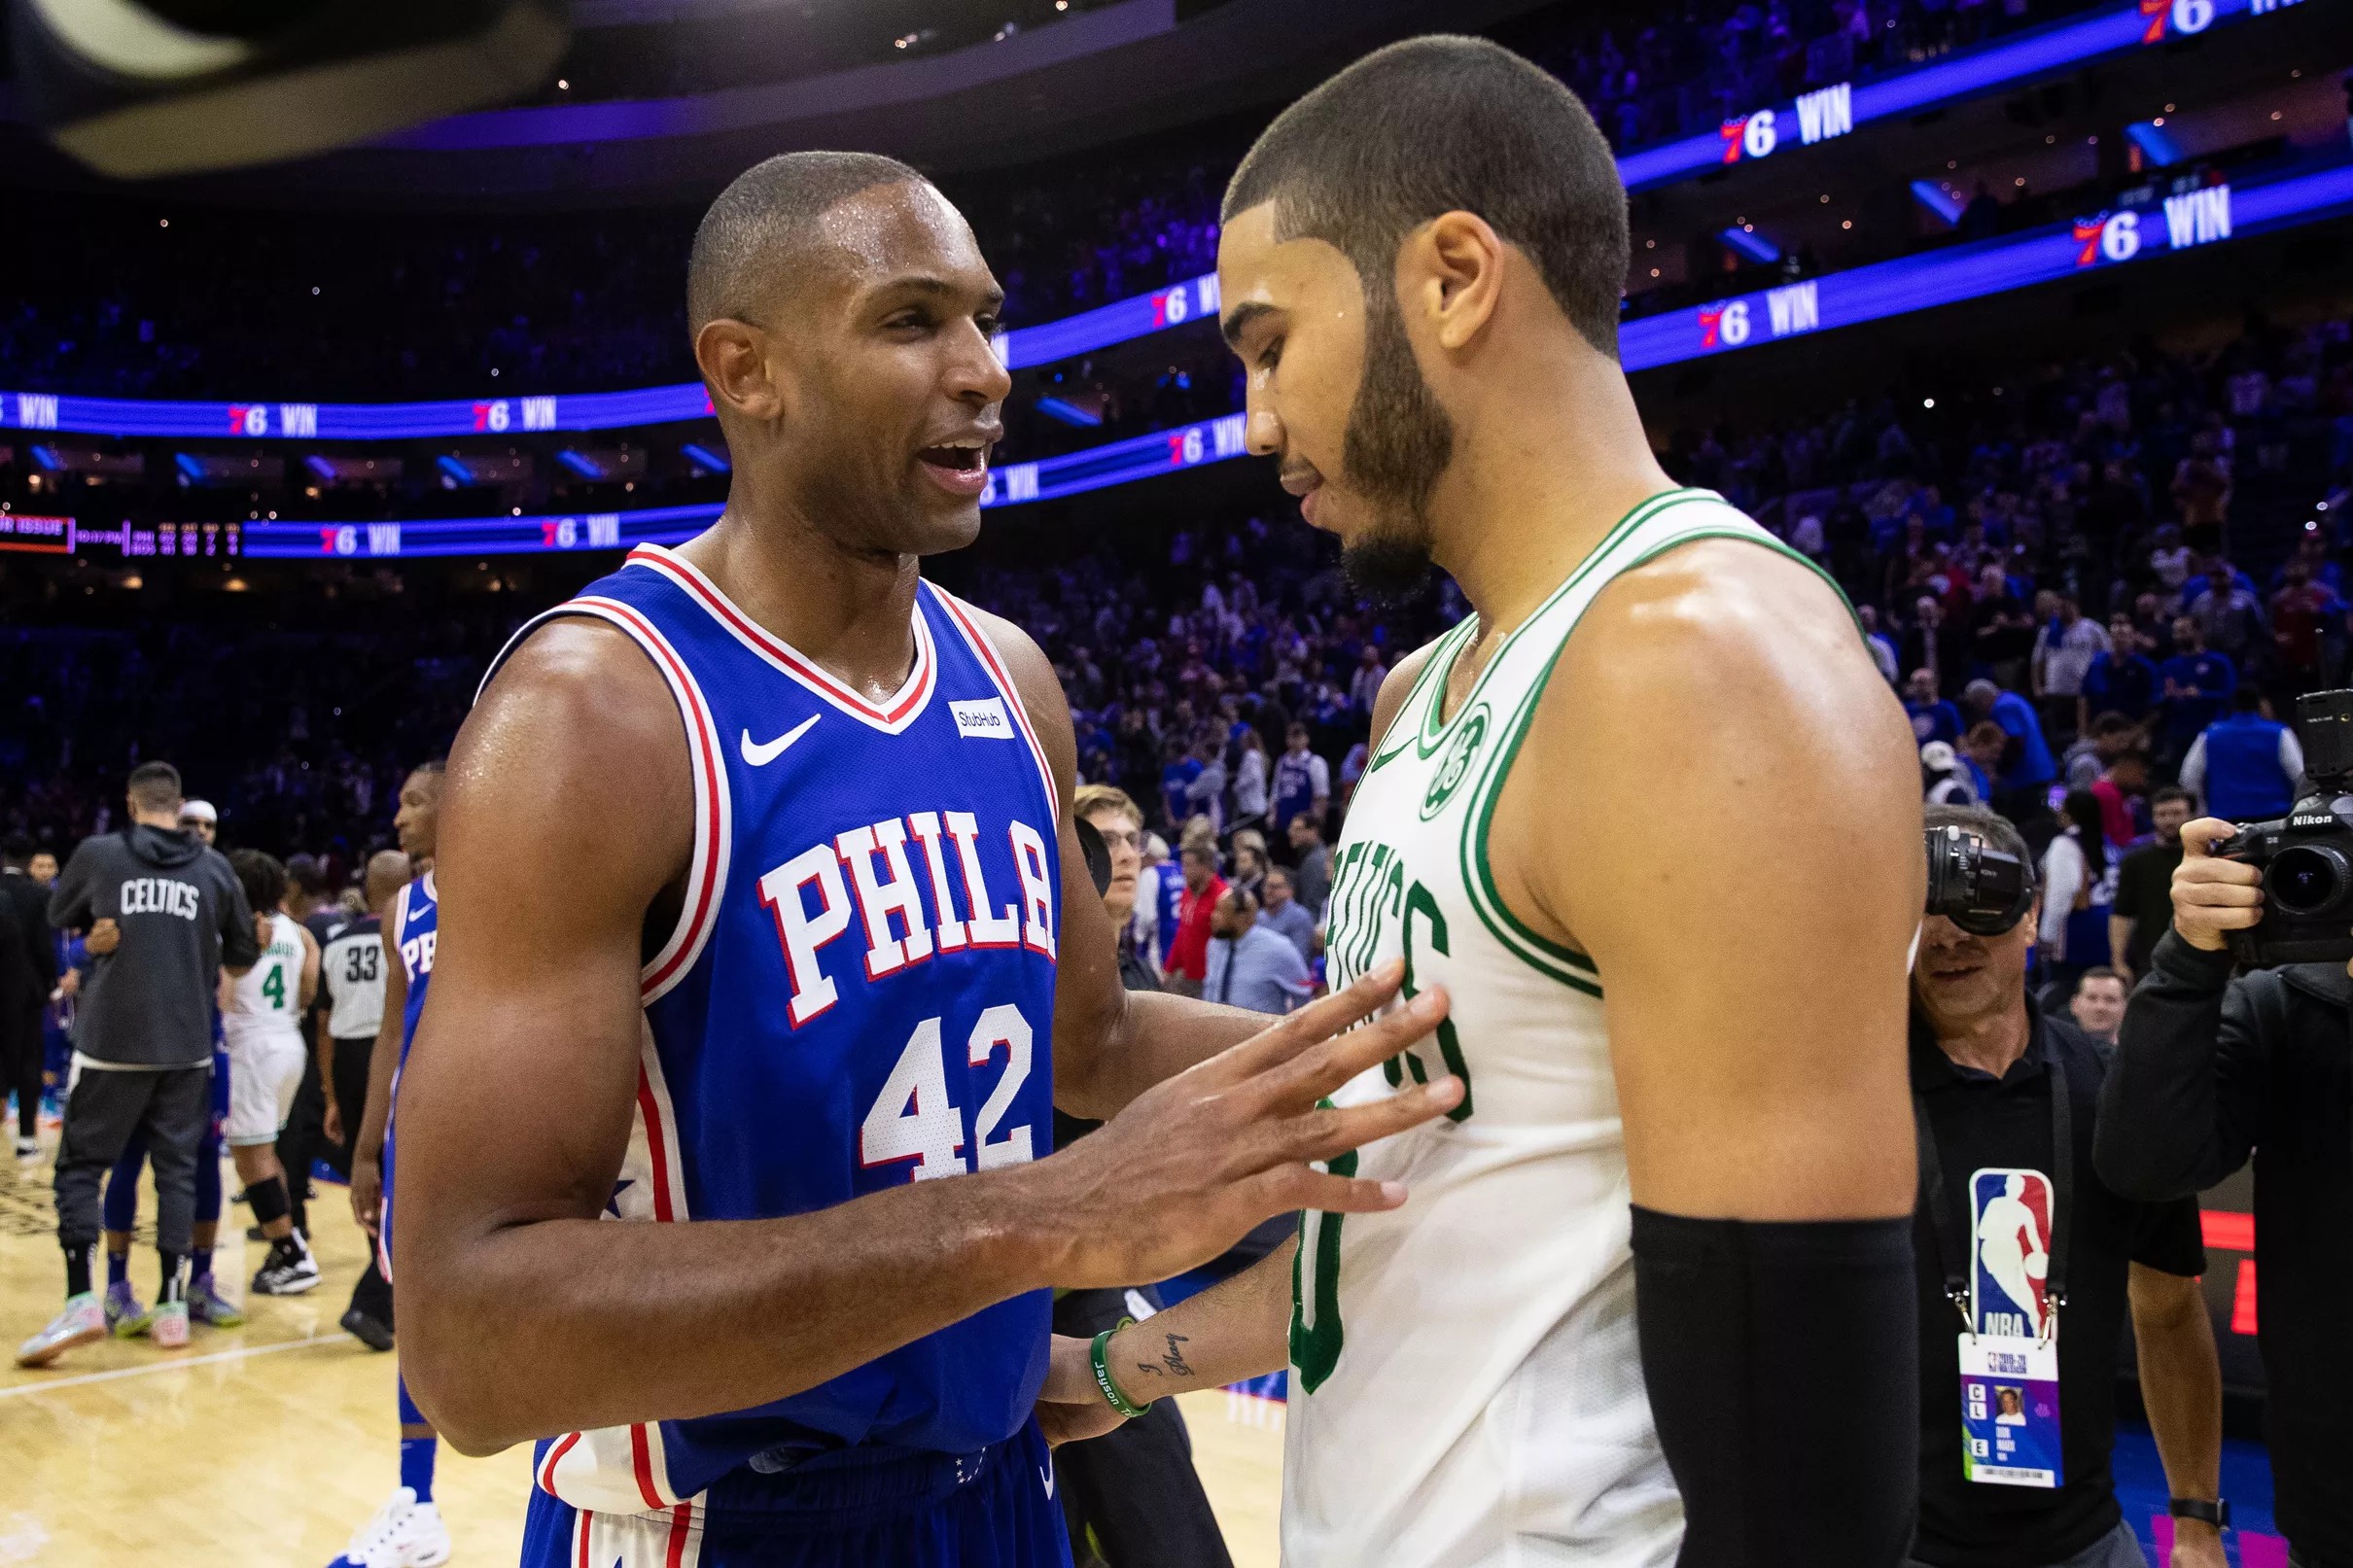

{"left": 4, "top": 0, "right": 2323, "bottom": 440}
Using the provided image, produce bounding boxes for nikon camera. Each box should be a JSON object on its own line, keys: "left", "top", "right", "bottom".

{"left": 2214, "top": 688, "right": 2353, "bottom": 967}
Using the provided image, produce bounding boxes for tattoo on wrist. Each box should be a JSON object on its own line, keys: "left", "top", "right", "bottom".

{"left": 1161, "top": 1333, "right": 1194, "bottom": 1377}
{"left": 1133, "top": 1361, "right": 1165, "bottom": 1379}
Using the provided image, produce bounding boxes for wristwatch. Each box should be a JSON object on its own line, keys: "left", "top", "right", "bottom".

{"left": 2168, "top": 1498, "right": 2230, "bottom": 1529}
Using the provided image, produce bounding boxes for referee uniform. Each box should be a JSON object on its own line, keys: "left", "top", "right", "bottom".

{"left": 319, "top": 907, "right": 392, "bottom": 1329}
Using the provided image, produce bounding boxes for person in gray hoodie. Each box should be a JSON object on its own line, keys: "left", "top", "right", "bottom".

{"left": 16, "top": 760, "right": 258, "bottom": 1366}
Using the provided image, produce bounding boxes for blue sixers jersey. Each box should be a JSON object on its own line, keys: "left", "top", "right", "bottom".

{"left": 488, "top": 544, "right": 1062, "bottom": 1519}
{"left": 393, "top": 871, "right": 439, "bottom": 1064}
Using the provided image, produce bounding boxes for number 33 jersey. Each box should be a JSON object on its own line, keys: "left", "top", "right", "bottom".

{"left": 479, "top": 543, "right": 1062, "bottom": 1517}
{"left": 1290, "top": 493, "right": 1809, "bottom": 1568}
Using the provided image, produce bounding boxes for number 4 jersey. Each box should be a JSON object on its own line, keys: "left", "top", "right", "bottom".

{"left": 478, "top": 544, "right": 1062, "bottom": 1517}
{"left": 1290, "top": 491, "right": 1835, "bottom": 1567}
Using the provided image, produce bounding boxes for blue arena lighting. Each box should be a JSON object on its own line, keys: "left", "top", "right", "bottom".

{"left": 205, "top": 156, "right": 2353, "bottom": 559}
{"left": 1034, "top": 396, "right": 1105, "bottom": 428}
{"left": 2127, "top": 120, "right": 2188, "bottom": 166}
{"left": 681, "top": 442, "right": 730, "bottom": 472}
{"left": 3, "top": 4, "right": 2323, "bottom": 444}
{"left": 436, "top": 455, "right": 475, "bottom": 484}
{"left": 1720, "top": 226, "right": 1783, "bottom": 264}
{"left": 1911, "top": 179, "right": 1968, "bottom": 226}
{"left": 173, "top": 453, "right": 206, "bottom": 481}
{"left": 556, "top": 449, "right": 606, "bottom": 479}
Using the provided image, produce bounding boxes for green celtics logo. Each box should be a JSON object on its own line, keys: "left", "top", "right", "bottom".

{"left": 1421, "top": 705, "right": 1489, "bottom": 819}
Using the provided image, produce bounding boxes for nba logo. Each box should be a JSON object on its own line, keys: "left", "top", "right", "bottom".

{"left": 1969, "top": 1167, "right": 2055, "bottom": 1340}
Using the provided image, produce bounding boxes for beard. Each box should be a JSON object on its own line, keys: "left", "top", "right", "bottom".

{"left": 1337, "top": 282, "right": 1453, "bottom": 604}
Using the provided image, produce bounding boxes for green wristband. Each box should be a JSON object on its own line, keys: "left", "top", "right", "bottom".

{"left": 1090, "top": 1318, "right": 1151, "bottom": 1418}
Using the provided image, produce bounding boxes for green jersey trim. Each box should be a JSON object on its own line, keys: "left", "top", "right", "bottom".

{"left": 1411, "top": 488, "right": 1710, "bottom": 762}
{"left": 1458, "top": 498, "right": 1824, "bottom": 992}
{"left": 1366, "top": 615, "right": 1478, "bottom": 776}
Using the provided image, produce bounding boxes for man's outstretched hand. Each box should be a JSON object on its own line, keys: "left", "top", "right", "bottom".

{"left": 1011, "top": 958, "right": 1457, "bottom": 1292}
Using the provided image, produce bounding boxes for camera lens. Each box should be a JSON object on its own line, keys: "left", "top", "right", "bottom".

{"left": 2265, "top": 844, "right": 2353, "bottom": 918}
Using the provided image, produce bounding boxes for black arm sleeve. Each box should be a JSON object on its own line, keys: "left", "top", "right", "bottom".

{"left": 1630, "top": 1206, "right": 1917, "bottom": 1568}
{"left": 2096, "top": 930, "right": 2265, "bottom": 1201}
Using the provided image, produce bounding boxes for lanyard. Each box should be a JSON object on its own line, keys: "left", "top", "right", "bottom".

{"left": 1914, "top": 1044, "right": 2074, "bottom": 1340}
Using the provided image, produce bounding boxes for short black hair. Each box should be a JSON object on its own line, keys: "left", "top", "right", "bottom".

{"left": 1223, "top": 35, "right": 1629, "bottom": 359}
{"left": 230, "top": 848, "right": 286, "bottom": 915}
{"left": 1, "top": 833, "right": 31, "bottom": 866}
{"left": 2230, "top": 683, "right": 2265, "bottom": 714}
{"left": 687, "top": 151, "right": 927, "bottom": 336}
{"left": 284, "top": 854, "right": 330, "bottom": 896}
{"left": 2151, "top": 785, "right": 2195, "bottom": 811}
{"left": 126, "top": 761, "right": 182, "bottom": 814}
{"left": 2077, "top": 965, "right": 2125, "bottom": 990}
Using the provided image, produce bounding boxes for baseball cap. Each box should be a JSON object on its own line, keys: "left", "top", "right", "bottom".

{"left": 180, "top": 799, "right": 218, "bottom": 825}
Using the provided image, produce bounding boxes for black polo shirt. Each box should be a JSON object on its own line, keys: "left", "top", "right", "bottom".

{"left": 1909, "top": 996, "right": 2206, "bottom": 1568}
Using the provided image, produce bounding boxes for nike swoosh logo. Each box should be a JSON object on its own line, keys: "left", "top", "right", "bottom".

{"left": 740, "top": 714, "right": 820, "bottom": 767}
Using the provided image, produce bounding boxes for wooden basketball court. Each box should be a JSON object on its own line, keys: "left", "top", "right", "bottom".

{"left": 0, "top": 1134, "right": 1282, "bottom": 1565}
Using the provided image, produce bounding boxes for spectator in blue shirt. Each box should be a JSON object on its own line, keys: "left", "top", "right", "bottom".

{"left": 2080, "top": 615, "right": 2160, "bottom": 731}
{"left": 1904, "top": 668, "right": 1964, "bottom": 748}
{"left": 2182, "top": 686, "right": 2306, "bottom": 821}
{"left": 1256, "top": 867, "right": 1317, "bottom": 964}
{"left": 1158, "top": 733, "right": 1202, "bottom": 831}
{"left": 2158, "top": 614, "right": 2236, "bottom": 758}
{"left": 1202, "top": 887, "right": 1316, "bottom": 1015}
{"left": 1962, "top": 679, "right": 2056, "bottom": 807}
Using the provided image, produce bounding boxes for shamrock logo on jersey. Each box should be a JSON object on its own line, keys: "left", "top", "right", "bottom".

{"left": 1422, "top": 705, "right": 1490, "bottom": 819}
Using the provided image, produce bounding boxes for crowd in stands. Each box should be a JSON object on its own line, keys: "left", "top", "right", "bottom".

{"left": 5, "top": 306, "right": 2349, "bottom": 991}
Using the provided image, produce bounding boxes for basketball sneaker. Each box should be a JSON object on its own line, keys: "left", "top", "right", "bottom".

{"left": 152, "top": 1299, "right": 190, "bottom": 1349}
{"left": 13, "top": 1134, "right": 36, "bottom": 1161}
{"left": 252, "top": 1235, "right": 321, "bottom": 1296}
{"left": 188, "top": 1272, "right": 247, "bottom": 1328}
{"left": 331, "top": 1486, "right": 451, "bottom": 1568}
{"left": 104, "top": 1278, "right": 154, "bottom": 1338}
{"left": 17, "top": 1293, "right": 106, "bottom": 1368}
{"left": 339, "top": 1305, "right": 395, "bottom": 1352}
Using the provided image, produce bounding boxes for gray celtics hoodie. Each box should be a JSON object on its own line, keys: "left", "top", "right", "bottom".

{"left": 48, "top": 823, "right": 259, "bottom": 1067}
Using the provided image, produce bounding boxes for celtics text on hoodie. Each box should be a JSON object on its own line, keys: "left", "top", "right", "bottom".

{"left": 47, "top": 824, "right": 259, "bottom": 1068}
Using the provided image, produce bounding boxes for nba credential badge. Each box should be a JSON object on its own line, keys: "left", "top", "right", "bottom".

{"left": 1422, "top": 706, "right": 1490, "bottom": 819}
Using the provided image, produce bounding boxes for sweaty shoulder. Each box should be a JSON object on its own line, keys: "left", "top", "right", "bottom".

{"left": 1500, "top": 537, "right": 1918, "bottom": 946}
{"left": 452, "top": 615, "right": 696, "bottom": 894}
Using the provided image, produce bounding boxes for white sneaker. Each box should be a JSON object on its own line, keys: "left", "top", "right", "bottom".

{"left": 330, "top": 1487, "right": 451, "bottom": 1568}
{"left": 252, "top": 1236, "right": 322, "bottom": 1297}
{"left": 17, "top": 1293, "right": 106, "bottom": 1368}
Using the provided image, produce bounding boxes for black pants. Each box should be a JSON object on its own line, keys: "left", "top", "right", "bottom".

{"left": 55, "top": 1063, "right": 210, "bottom": 1257}
{"left": 323, "top": 1032, "right": 373, "bottom": 1177}
{"left": 0, "top": 998, "right": 42, "bottom": 1141}
{"left": 276, "top": 1048, "right": 325, "bottom": 1234}
{"left": 325, "top": 1033, "right": 393, "bottom": 1324}
{"left": 1051, "top": 1287, "right": 1234, "bottom": 1568}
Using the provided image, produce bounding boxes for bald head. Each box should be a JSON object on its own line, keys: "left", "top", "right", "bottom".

{"left": 687, "top": 151, "right": 927, "bottom": 336}
{"left": 366, "top": 850, "right": 412, "bottom": 914}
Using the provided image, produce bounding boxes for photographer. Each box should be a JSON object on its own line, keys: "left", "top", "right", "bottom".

{"left": 1912, "top": 807, "right": 2225, "bottom": 1568}
{"left": 2097, "top": 817, "right": 2353, "bottom": 1568}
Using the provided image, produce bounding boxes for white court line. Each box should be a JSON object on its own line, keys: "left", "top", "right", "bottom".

{"left": 0, "top": 1331, "right": 352, "bottom": 1398}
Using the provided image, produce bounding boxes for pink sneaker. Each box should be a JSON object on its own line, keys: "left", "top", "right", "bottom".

{"left": 151, "top": 1299, "right": 190, "bottom": 1350}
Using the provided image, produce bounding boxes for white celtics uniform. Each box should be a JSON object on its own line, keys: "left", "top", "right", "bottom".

{"left": 1285, "top": 489, "right": 1832, "bottom": 1567}
{"left": 222, "top": 911, "right": 307, "bottom": 1147}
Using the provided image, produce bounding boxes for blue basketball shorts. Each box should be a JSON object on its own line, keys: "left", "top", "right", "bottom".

{"left": 518, "top": 1421, "right": 1073, "bottom": 1568}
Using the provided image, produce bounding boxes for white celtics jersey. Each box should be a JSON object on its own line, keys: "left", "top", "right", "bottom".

{"left": 224, "top": 912, "right": 305, "bottom": 1045}
{"left": 1285, "top": 489, "right": 1828, "bottom": 1567}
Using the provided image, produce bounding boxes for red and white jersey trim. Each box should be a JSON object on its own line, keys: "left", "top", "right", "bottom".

{"left": 927, "top": 584, "right": 1060, "bottom": 825}
{"left": 565, "top": 1498, "right": 703, "bottom": 1568}
{"left": 624, "top": 544, "right": 938, "bottom": 735}
{"left": 478, "top": 596, "right": 732, "bottom": 1009}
